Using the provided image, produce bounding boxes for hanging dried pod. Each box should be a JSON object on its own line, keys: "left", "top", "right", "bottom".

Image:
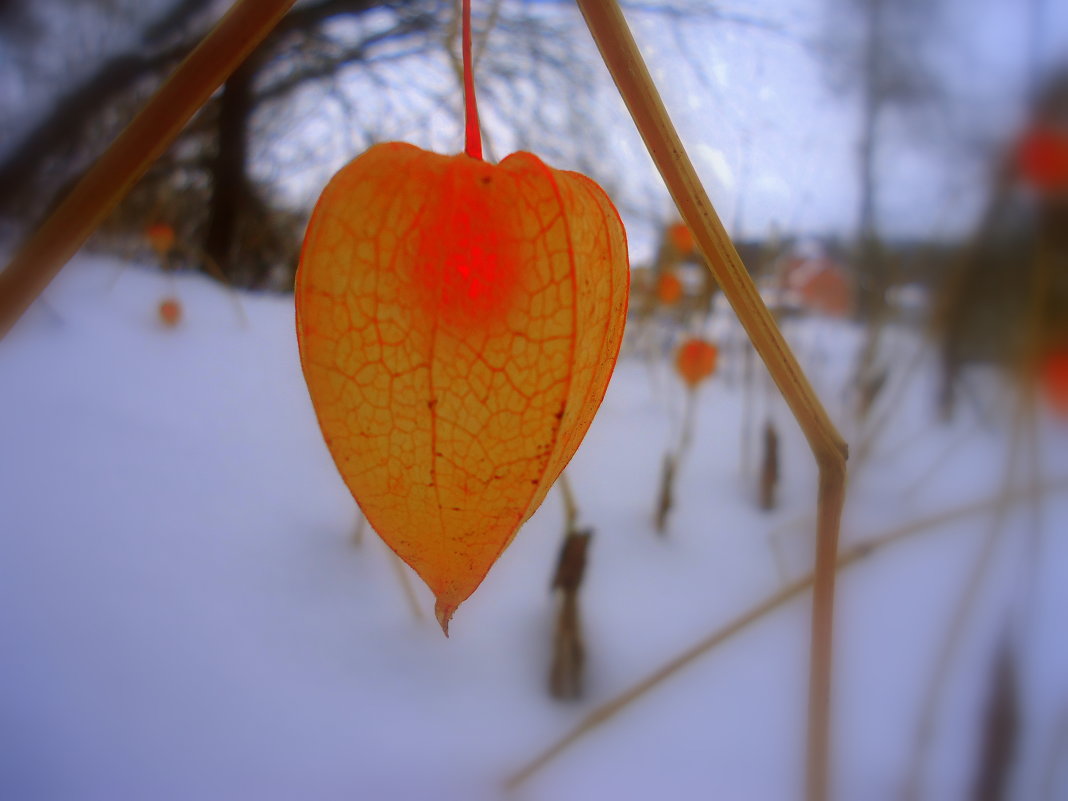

{"left": 157, "top": 296, "right": 182, "bottom": 327}
{"left": 667, "top": 220, "right": 695, "bottom": 256}
{"left": 295, "top": 2, "right": 627, "bottom": 632}
{"left": 675, "top": 337, "right": 718, "bottom": 388}
{"left": 1040, "top": 348, "right": 1068, "bottom": 417}
{"left": 1016, "top": 122, "right": 1068, "bottom": 195}
{"left": 656, "top": 270, "right": 683, "bottom": 305}
{"left": 146, "top": 222, "right": 176, "bottom": 258}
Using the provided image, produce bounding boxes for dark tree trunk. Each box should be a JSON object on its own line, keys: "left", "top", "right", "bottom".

{"left": 855, "top": 0, "right": 886, "bottom": 319}
{"left": 0, "top": 0, "right": 386, "bottom": 219}
{"left": 0, "top": 51, "right": 177, "bottom": 211}
{"left": 0, "top": 0, "right": 217, "bottom": 213}
{"left": 204, "top": 58, "right": 256, "bottom": 281}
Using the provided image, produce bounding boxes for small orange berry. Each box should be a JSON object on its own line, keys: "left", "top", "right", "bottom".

{"left": 1040, "top": 349, "right": 1068, "bottom": 417}
{"left": 146, "top": 223, "right": 176, "bottom": 256}
{"left": 667, "top": 221, "right": 694, "bottom": 255}
{"left": 657, "top": 271, "right": 683, "bottom": 305}
{"left": 675, "top": 338, "right": 718, "bottom": 388}
{"left": 158, "top": 297, "right": 182, "bottom": 327}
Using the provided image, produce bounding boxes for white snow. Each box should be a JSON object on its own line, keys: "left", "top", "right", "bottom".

{"left": 1, "top": 256, "right": 1066, "bottom": 800}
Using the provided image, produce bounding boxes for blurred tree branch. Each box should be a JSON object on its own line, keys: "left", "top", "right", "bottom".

{"left": 0, "top": 0, "right": 764, "bottom": 286}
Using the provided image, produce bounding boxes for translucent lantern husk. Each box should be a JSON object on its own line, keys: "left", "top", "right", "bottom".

{"left": 296, "top": 142, "right": 628, "bottom": 631}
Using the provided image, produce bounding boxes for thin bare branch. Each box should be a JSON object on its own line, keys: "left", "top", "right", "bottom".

{"left": 0, "top": 0, "right": 298, "bottom": 339}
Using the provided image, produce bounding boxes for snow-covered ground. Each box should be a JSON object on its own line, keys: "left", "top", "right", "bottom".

{"left": 2, "top": 256, "right": 1066, "bottom": 800}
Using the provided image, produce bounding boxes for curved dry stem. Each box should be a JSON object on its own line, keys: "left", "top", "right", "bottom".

{"left": 386, "top": 543, "right": 427, "bottom": 624}
{"left": 1042, "top": 703, "right": 1068, "bottom": 801}
{"left": 558, "top": 471, "right": 581, "bottom": 533}
{"left": 0, "top": 0, "right": 297, "bottom": 340}
{"left": 851, "top": 342, "right": 927, "bottom": 469}
{"left": 906, "top": 207, "right": 1055, "bottom": 799}
{"left": 573, "top": 3, "right": 847, "bottom": 799}
{"left": 678, "top": 386, "right": 698, "bottom": 460}
{"left": 902, "top": 398, "right": 1032, "bottom": 801}
{"left": 505, "top": 477, "right": 1068, "bottom": 792}
{"left": 189, "top": 246, "right": 250, "bottom": 328}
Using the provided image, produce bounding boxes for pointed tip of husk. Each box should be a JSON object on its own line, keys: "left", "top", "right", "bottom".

{"left": 434, "top": 599, "right": 456, "bottom": 637}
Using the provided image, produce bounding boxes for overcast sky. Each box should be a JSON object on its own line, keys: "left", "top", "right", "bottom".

{"left": 2, "top": 0, "right": 1066, "bottom": 263}
{"left": 613, "top": 0, "right": 1068, "bottom": 254}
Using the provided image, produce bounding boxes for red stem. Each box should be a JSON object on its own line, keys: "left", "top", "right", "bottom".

{"left": 462, "top": 0, "right": 482, "bottom": 160}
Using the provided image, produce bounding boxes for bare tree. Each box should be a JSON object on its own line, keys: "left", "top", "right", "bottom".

{"left": 818, "top": 0, "right": 944, "bottom": 315}
{"left": 1, "top": 0, "right": 769, "bottom": 286}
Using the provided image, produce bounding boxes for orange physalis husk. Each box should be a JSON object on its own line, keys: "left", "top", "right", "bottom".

{"left": 158, "top": 296, "right": 182, "bottom": 327}
{"left": 1040, "top": 349, "right": 1068, "bottom": 418}
{"left": 675, "top": 338, "right": 718, "bottom": 388}
{"left": 667, "top": 221, "right": 694, "bottom": 256}
{"left": 146, "top": 222, "right": 176, "bottom": 256}
{"left": 295, "top": 142, "right": 629, "bottom": 633}
{"left": 1016, "top": 123, "right": 1068, "bottom": 195}
{"left": 657, "top": 271, "right": 683, "bottom": 305}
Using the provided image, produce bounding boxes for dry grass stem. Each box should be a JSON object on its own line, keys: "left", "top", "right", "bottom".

{"left": 386, "top": 544, "right": 427, "bottom": 624}
{"left": 1041, "top": 704, "right": 1068, "bottom": 801}
{"left": 549, "top": 529, "right": 592, "bottom": 700}
{"left": 739, "top": 343, "right": 756, "bottom": 479}
{"left": 196, "top": 248, "right": 250, "bottom": 328}
{"left": 504, "top": 477, "right": 1068, "bottom": 792}
{"left": 656, "top": 388, "right": 699, "bottom": 533}
{"left": 574, "top": 3, "right": 847, "bottom": 798}
{"left": 558, "top": 471, "right": 581, "bottom": 534}
{"left": 851, "top": 343, "right": 926, "bottom": 470}
{"left": 654, "top": 453, "right": 676, "bottom": 534}
{"left": 759, "top": 419, "right": 780, "bottom": 511}
{"left": 897, "top": 418, "right": 980, "bottom": 500}
{"left": 901, "top": 404, "right": 1029, "bottom": 801}
{"left": 352, "top": 513, "right": 367, "bottom": 548}
{"left": 969, "top": 634, "right": 1019, "bottom": 801}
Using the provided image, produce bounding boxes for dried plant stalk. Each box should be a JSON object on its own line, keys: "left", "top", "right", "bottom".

{"left": 574, "top": 3, "right": 848, "bottom": 799}
{"left": 386, "top": 545, "right": 427, "bottom": 624}
{"left": 549, "top": 528, "right": 591, "bottom": 700}
{"left": 654, "top": 453, "right": 676, "bottom": 533}
{"left": 969, "top": 634, "right": 1019, "bottom": 801}
{"left": 902, "top": 423, "right": 1023, "bottom": 801}
{"left": 759, "top": 419, "right": 780, "bottom": 511}
{"left": 505, "top": 478, "right": 1068, "bottom": 792}
{"left": 656, "top": 388, "right": 698, "bottom": 533}
{"left": 550, "top": 473, "right": 591, "bottom": 700}
{"left": 0, "top": 0, "right": 297, "bottom": 340}
{"left": 558, "top": 471, "right": 582, "bottom": 535}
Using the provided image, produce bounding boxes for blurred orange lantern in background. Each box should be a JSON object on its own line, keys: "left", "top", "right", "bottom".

{"left": 1016, "top": 123, "right": 1068, "bottom": 195}
{"left": 675, "top": 337, "right": 718, "bottom": 388}
{"left": 1040, "top": 349, "right": 1068, "bottom": 417}
{"left": 667, "top": 220, "right": 695, "bottom": 256}
{"left": 146, "top": 222, "right": 176, "bottom": 257}
{"left": 657, "top": 270, "right": 683, "bottom": 305}
{"left": 158, "top": 296, "right": 182, "bottom": 327}
{"left": 780, "top": 253, "right": 853, "bottom": 318}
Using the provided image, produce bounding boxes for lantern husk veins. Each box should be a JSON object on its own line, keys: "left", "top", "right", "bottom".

{"left": 296, "top": 142, "right": 628, "bottom": 631}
